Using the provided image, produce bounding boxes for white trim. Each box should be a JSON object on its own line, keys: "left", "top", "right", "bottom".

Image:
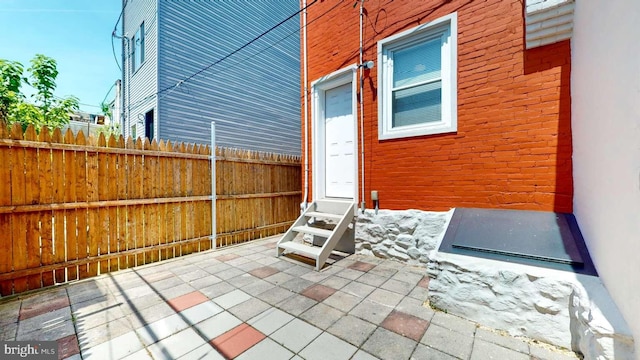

{"left": 311, "top": 65, "right": 359, "bottom": 203}
{"left": 378, "top": 12, "right": 458, "bottom": 140}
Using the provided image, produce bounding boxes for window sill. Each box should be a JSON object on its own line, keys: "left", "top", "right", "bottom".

{"left": 379, "top": 122, "right": 457, "bottom": 140}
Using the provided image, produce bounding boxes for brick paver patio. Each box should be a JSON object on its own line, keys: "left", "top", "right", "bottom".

{"left": 0, "top": 236, "right": 580, "bottom": 359}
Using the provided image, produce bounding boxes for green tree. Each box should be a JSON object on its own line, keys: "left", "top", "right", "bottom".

{"left": 0, "top": 59, "right": 25, "bottom": 122}
{"left": 0, "top": 54, "right": 79, "bottom": 130}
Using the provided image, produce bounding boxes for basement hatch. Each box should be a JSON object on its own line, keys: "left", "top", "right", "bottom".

{"left": 439, "top": 208, "right": 597, "bottom": 276}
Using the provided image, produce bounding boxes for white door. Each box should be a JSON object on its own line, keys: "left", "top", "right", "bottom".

{"left": 324, "top": 83, "right": 355, "bottom": 198}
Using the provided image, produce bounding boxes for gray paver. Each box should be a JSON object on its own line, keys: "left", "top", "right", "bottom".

{"left": 241, "top": 278, "right": 275, "bottom": 296}
{"left": 194, "top": 311, "right": 242, "bottom": 341}
{"left": 228, "top": 298, "right": 271, "bottom": 321}
{"left": 336, "top": 268, "right": 365, "bottom": 280}
{"left": 82, "top": 330, "right": 144, "bottom": 359}
{"left": 127, "top": 301, "right": 176, "bottom": 327}
{"left": 341, "top": 281, "right": 375, "bottom": 299}
{"left": 136, "top": 313, "right": 190, "bottom": 345}
{"left": 349, "top": 299, "right": 394, "bottom": 325}
{"left": 278, "top": 294, "right": 317, "bottom": 316}
{"left": 530, "top": 343, "right": 581, "bottom": 360}
{"left": 121, "top": 348, "right": 154, "bottom": 360}
{"left": 179, "top": 344, "right": 225, "bottom": 360}
{"left": 236, "top": 338, "right": 294, "bottom": 360}
{"left": 282, "top": 265, "right": 313, "bottom": 277}
{"left": 299, "top": 303, "right": 345, "bottom": 330}
{"left": 323, "top": 291, "right": 363, "bottom": 313}
{"left": 327, "top": 315, "right": 377, "bottom": 347}
{"left": 213, "top": 289, "right": 251, "bottom": 309}
{"left": 0, "top": 322, "right": 17, "bottom": 341}
{"left": 299, "top": 332, "right": 357, "bottom": 360}
{"left": 148, "top": 328, "right": 208, "bottom": 360}
{"left": 16, "top": 307, "right": 72, "bottom": 337}
{"left": 248, "top": 307, "right": 294, "bottom": 335}
{"left": 216, "top": 267, "right": 245, "bottom": 280}
{"left": 155, "top": 283, "right": 196, "bottom": 299}
{"left": 321, "top": 275, "right": 351, "bottom": 290}
{"left": 411, "top": 344, "right": 458, "bottom": 360}
{"left": 271, "top": 318, "right": 323, "bottom": 352}
{"left": 227, "top": 273, "right": 259, "bottom": 288}
{"left": 430, "top": 312, "right": 477, "bottom": 336}
{"left": 395, "top": 297, "right": 435, "bottom": 322}
{"left": 281, "top": 277, "right": 315, "bottom": 293}
{"left": 366, "top": 288, "right": 404, "bottom": 308}
{"left": 180, "top": 301, "right": 224, "bottom": 325}
{"left": 77, "top": 316, "right": 135, "bottom": 351}
{"left": 357, "top": 272, "right": 389, "bottom": 287}
{"left": 17, "top": 319, "right": 75, "bottom": 342}
{"left": 362, "top": 327, "right": 417, "bottom": 360}
{"left": 0, "top": 300, "right": 21, "bottom": 326}
{"left": 264, "top": 271, "right": 295, "bottom": 285}
{"left": 200, "top": 281, "right": 236, "bottom": 299}
{"left": 475, "top": 327, "right": 529, "bottom": 353}
{"left": 407, "top": 285, "right": 429, "bottom": 301}
{"left": 421, "top": 324, "right": 474, "bottom": 359}
{"left": 255, "top": 286, "right": 295, "bottom": 306}
{"left": 351, "top": 350, "right": 380, "bottom": 360}
{"left": 470, "top": 339, "right": 530, "bottom": 360}
{"left": 73, "top": 305, "right": 128, "bottom": 331}
{"left": 188, "top": 274, "right": 223, "bottom": 289}
{"left": 380, "top": 278, "right": 414, "bottom": 295}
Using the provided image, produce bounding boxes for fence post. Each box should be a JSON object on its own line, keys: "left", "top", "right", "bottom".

{"left": 211, "top": 121, "right": 216, "bottom": 250}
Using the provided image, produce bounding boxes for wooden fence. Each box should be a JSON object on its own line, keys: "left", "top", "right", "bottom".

{"left": 0, "top": 121, "right": 301, "bottom": 296}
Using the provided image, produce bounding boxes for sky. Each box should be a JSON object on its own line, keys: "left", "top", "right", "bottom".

{"left": 0, "top": 0, "right": 122, "bottom": 113}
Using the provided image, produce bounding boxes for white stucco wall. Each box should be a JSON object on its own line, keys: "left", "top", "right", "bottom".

{"left": 571, "top": 1, "right": 640, "bottom": 357}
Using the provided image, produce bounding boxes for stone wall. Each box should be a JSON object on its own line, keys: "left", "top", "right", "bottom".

{"left": 355, "top": 209, "right": 452, "bottom": 266}
{"left": 354, "top": 208, "right": 635, "bottom": 359}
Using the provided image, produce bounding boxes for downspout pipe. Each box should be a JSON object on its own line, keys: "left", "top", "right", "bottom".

{"left": 302, "top": 0, "right": 310, "bottom": 212}
{"left": 359, "top": 0, "right": 366, "bottom": 213}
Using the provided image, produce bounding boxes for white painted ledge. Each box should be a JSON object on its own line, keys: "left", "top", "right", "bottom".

{"left": 525, "top": 0, "right": 574, "bottom": 49}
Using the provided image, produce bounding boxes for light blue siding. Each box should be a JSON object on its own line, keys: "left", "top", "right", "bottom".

{"left": 122, "top": 0, "right": 158, "bottom": 140}
{"left": 151, "top": 1, "right": 301, "bottom": 154}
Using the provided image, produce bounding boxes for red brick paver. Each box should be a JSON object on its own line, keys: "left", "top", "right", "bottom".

{"left": 381, "top": 310, "right": 430, "bottom": 341}
{"left": 57, "top": 334, "right": 80, "bottom": 359}
{"left": 249, "top": 266, "right": 279, "bottom": 279}
{"left": 19, "top": 296, "right": 70, "bottom": 321}
{"left": 301, "top": 284, "right": 337, "bottom": 302}
{"left": 211, "top": 324, "right": 265, "bottom": 359}
{"left": 167, "top": 291, "right": 209, "bottom": 312}
{"left": 348, "top": 261, "right": 376, "bottom": 272}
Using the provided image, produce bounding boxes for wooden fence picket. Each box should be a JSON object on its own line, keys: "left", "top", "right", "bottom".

{"left": 0, "top": 123, "right": 301, "bottom": 297}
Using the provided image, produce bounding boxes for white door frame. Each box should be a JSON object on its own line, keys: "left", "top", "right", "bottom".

{"left": 311, "top": 64, "right": 359, "bottom": 202}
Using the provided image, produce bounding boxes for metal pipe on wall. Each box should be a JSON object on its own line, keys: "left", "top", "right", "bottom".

{"left": 359, "top": 0, "right": 366, "bottom": 213}
{"left": 302, "top": 0, "right": 310, "bottom": 212}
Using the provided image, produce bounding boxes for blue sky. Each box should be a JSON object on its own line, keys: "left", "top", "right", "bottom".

{"left": 0, "top": 0, "right": 121, "bottom": 113}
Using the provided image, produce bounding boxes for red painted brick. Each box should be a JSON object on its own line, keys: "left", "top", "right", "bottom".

{"left": 303, "top": 0, "right": 572, "bottom": 213}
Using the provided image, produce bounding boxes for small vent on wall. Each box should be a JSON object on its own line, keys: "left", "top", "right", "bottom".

{"left": 525, "top": 0, "right": 575, "bottom": 49}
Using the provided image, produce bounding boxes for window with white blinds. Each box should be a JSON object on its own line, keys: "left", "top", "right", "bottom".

{"left": 378, "top": 13, "right": 457, "bottom": 140}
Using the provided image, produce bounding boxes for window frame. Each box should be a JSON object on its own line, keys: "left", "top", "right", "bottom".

{"left": 132, "top": 22, "right": 145, "bottom": 73}
{"left": 377, "top": 12, "right": 457, "bottom": 140}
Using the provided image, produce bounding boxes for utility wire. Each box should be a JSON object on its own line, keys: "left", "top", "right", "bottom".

{"left": 111, "top": 0, "right": 129, "bottom": 72}
{"left": 126, "top": 0, "right": 345, "bottom": 114}
{"left": 155, "top": 0, "right": 317, "bottom": 97}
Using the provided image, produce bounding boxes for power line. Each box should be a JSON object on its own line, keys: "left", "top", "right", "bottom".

{"left": 126, "top": 0, "right": 345, "bottom": 114}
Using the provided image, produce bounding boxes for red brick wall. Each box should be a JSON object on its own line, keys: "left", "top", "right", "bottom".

{"left": 302, "top": 0, "right": 572, "bottom": 212}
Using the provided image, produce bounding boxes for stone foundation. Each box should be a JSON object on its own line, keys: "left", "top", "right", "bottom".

{"left": 355, "top": 209, "right": 451, "bottom": 265}
{"left": 354, "top": 208, "right": 635, "bottom": 360}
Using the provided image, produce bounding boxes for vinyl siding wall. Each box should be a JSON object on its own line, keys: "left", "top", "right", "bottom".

{"left": 157, "top": 1, "right": 301, "bottom": 154}
{"left": 123, "top": 0, "right": 158, "bottom": 140}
